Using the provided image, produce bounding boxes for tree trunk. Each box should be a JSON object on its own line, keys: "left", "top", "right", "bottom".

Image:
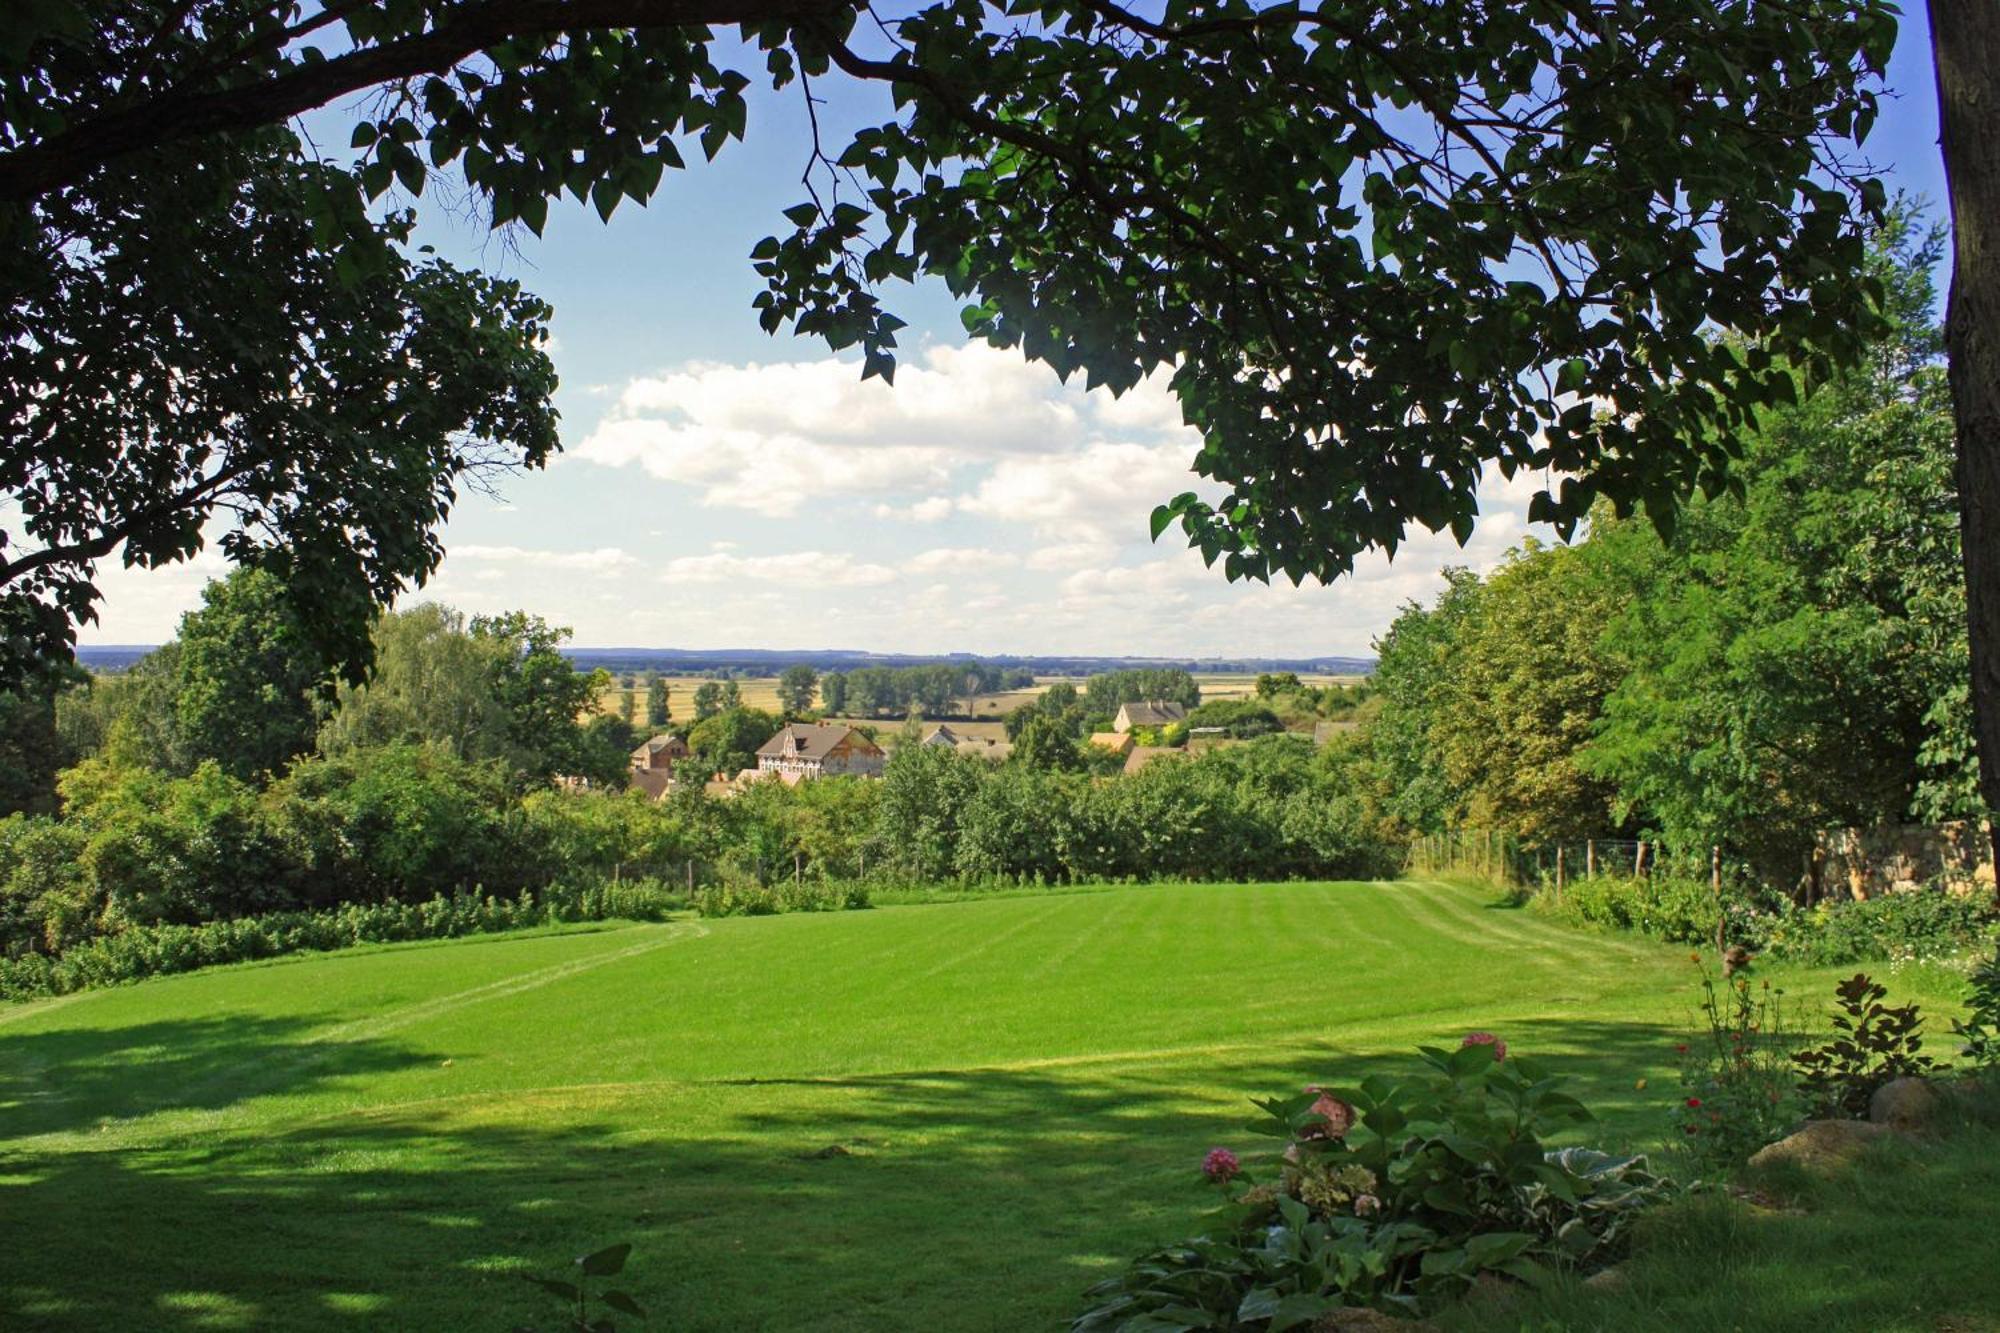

{"left": 1932, "top": 2, "right": 2000, "bottom": 889}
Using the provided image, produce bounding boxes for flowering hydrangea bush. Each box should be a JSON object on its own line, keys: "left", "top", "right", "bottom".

{"left": 1074, "top": 1035, "right": 1674, "bottom": 1331}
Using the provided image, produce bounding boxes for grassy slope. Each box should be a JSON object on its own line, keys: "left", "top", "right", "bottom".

{"left": 1443, "top": 1101, "right": 2000, "bottom": 1333}
{"left": 0, "top": 880, "right": 1973, "bottom": 1331}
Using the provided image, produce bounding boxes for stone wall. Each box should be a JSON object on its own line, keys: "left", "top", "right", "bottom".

{"left": 1812, "top": 822, "right": 1995, "bottom": 900}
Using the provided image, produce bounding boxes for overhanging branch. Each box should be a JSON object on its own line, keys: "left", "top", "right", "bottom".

{"left": 0, "top": 0, "right": 854, "bottom": 203}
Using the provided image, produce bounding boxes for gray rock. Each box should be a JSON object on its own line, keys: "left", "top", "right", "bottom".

{"left": 1868, "top": 1076, "right": 1942, "bottom": 1132}
{"left": 1582, "top": 1265, "right": 1630, "bottom": 1293}
{"left": 1747, "top": 1118, "right": 1890, "bottom": 1173}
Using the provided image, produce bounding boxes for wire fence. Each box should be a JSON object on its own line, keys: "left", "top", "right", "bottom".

{"left": 1406, "top": 828, "right": 1741, "bottom": 951}
{"left": 1406, "top": 829, "right": 1733, "bottom": 892}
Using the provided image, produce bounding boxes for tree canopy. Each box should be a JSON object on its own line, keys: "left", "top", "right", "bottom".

{"left": 1357, "top": 214, "right": 1978, "bottom": 880}
{"left": 1, "top": 0, "right": 1899, "bottom": 686}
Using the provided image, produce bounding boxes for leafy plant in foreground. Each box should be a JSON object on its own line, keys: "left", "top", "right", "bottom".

{"left": 1951, "top": 944, "right": 2000, "bottom": 1068}
{"left": 516, "top": 1241, "right": 645, "bottom": 1332}
{"left": 1792, "top": 974, "right": 1943, "bottom": 1119}
{"left": 1074, "top": 1036, "right": 1674, "bottom": 1330}
{"left": 1671, "top": 961, "right": 1803, "bottom": 1172}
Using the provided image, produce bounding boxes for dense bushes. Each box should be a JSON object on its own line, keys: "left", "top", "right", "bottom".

{"left": 879, "top": 735, "right": 1399, "bottom": 885}
{"left": 1534, "top": 874, "right": 1724, "bottom": 945}
{"left": 1533, "top": 871, "right": 1999, "bottom": 965}
{"left": 0, "top": 880, "right": 685, "bottom": 1000}
{"left": 1763, "top": 890, "right": 2000, "bottom": 967}
{"left": 0, "top": 732, "right": 1403, "bottom": 987}
{"left": 0, "top": 746, "right": 720, "bottom": 962}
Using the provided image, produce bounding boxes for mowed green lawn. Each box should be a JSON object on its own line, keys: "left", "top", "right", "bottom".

{"left": 0, "top": 880, "right": 1970, "bottom": 1331}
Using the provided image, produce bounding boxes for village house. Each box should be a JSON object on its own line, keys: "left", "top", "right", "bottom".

{"left": 1112, "top": 700, "right": 1188, "bottom": 734}
{"left": 1088, "top": 731, "right": 1135, "bottom": 758}
{"left": 631, "top": 733, "right": 690, "bottom": 770}
{"left": 754, "top": 722, "right": 887, "bottom": 782}
{"left": 628, "top": 733, "right": 690, "bottom": 799}
{"left": 922, "top": 724, "right": 1012, "bottom": 762}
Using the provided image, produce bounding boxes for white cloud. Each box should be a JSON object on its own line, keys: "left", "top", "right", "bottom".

{"left": 874, "top": 495, "right": 955, "bottom": 523}
{"left": 906, "top": 546, "right": 1005, "bottom": 575}
{"left": 574, "top": 343, "right": 1120, "bottom": 516}
{"left": 659, "top": 550, "right": 898, "bottom": 588}
{"left": 957, "top": 438, "right": 1198, "bottom": 548}
{"left": 449, "top": 544, "right": 639, "bottom": 575}
{"left": 75, "top": 342, "right": 1570, "bottom": 660}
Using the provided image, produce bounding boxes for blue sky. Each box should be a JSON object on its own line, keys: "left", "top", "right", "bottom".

{"left": 84, "top": 11, "right": 1952, "bottom": 657}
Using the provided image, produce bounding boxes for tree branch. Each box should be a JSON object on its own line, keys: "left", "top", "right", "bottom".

{"left": 0, "top": 461, "right": 255, "bottom": 588}
{"left": 0, "top": 0, "right": 854, "bottom": 203}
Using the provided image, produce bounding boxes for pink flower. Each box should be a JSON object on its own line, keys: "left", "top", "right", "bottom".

{"left": 1202, "top": 1147, "right": 1241, "bottom": 1182}
{"left": 1352, "top": 1193, "right": 1381, "bottom": 1218}
{"left": 1301, "top": 1085, "right": 1356, "bottom": 1139}
{"left": 1462, "top": 1032, "right": 1508, "bottom": 1062}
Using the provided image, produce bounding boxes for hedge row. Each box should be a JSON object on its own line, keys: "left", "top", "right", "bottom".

{"left": 0, "top": 879, "right": 686, "bottom": 1002}
{"left": 1532, "top": 872, "right": 1999, "bottom": 966}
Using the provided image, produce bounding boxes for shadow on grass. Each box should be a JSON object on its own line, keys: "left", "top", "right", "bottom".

{"left": 5, "top": 1015, "right": 1965, "bottom": 1332}
{"left": 0, "top": 1014, "right": 434, "bottom": 1140}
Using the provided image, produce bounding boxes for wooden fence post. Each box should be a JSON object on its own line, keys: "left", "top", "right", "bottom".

{"left": 1586, "top": 839, "right": 1596, "bottom": 879}
{"left": 1635, "top": 841, "right": 1649, "bottom": 877}
{"left": 1556, "top": 845, "right": 1566, "bottom": 902}
{"left": 686, "top": 859, "right": 694, "bottom": 892}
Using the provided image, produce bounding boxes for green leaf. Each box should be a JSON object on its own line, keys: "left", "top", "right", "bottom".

{"left": 524, "top": 1275, "right": 580, "bottom": 1301}
{"left": 1463, "top": 1231, "right": 1535, "bottom": 1267}
{"left": 591, "top": 178, "right": 621, "bottom": 223}
{"left": 782, "top": 202, "right": 820, "bottom": 228}
{"left": 601, "top": 1289, "right": 646, "bottom": 1316}
{"left": 577, "top": 1243, "right": 631, "bottom": 1276}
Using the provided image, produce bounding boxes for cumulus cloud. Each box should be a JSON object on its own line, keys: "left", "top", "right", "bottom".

{"left": 874, "top": 495, "right": 956, "bottom": 523}
{"left": 659, "top": 550, "right": 898, "bottom": 588}
{"left": 574, "top": 343, "right": 1126, "bottom": 516}
{"left": 957, "top": 439, "right": 1198, "bottom": 548}
{"left": 449, "top": 545, "right": 638, "bottom": 575}
{"left": 78, "top": 339, "right": 1570, "bottom": 658}
{"left": 906, "top": 546, "right": 1006, "bottom": 575}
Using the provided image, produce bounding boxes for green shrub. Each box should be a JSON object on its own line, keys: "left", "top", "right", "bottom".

{"left": 690, "top": 878, "right": 869, "bottom": 918}
{"left": 1792, "top": 973, "right": 1943, "bottom": 1119}
{"left": 1535, "top": 874, "right": 1720, "bottom": 945}
{"left": 1539, "top": 874, "right": 1998, "bottom": 967}
{"left": 0, "top": 880, "right": 685, "bottom": 1002}
{"left": 1670, "top": 965, "right": 1803, "bottom": 1173}
{"left": 1953, "top": 943, "right": 2000, "bottom": 1067}
{"left": 1074, "top": 1036, "right": 1674, "bottom": 1328}
{"left": 1763, "top": 890, "right": 1998, "bottom": 968}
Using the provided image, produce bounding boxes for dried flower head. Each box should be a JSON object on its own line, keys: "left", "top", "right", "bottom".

{"left": 1201, "top": 1147, "right": 1242, "bottom": 1182}
{"left": 1300, "top": 1086, "right": 1356, "bottom": 1139}
{"left": 1462, "top": 1031, "right": 1508, "bottom": 1062}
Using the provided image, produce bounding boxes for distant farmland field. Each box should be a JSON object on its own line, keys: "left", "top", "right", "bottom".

{"left": 598, "top": 672, "right": 1366, "bottom": 727}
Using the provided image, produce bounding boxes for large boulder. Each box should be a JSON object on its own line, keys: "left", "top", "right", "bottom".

{"left": 1868, "top": 1077, "right": 1943, "bottom": 1132}
{"left": 1747, "top": 1118, "right": 1890, "bottom": 1173}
